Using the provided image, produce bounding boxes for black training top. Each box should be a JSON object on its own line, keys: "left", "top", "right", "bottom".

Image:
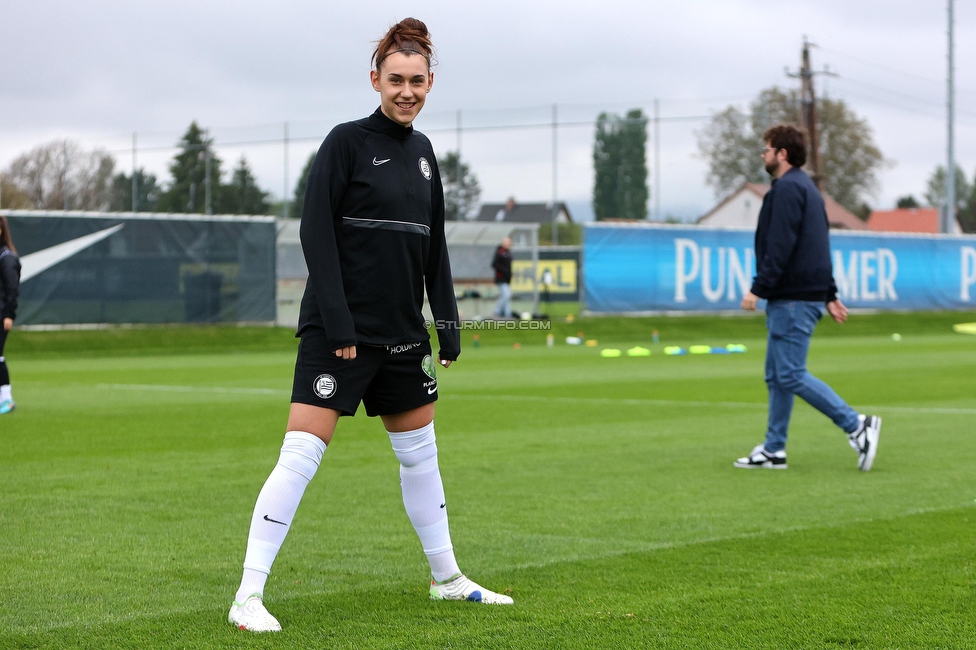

{"left": 751, "top": 167, "right": 838, "bottom": 303}
{"left": 491, "top": 246, "right": 512, "bottom": 284}
{"left": 0, "top": 246, "right": 20, "bottom": 321}
{"left": 296, "top": 108, "right": 460, "bottom": 361}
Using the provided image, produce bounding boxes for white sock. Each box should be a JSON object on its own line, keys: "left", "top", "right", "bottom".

{"left": 236, "top": 431, "right": 326, "bottom": 603}
{"left": 0, "top": 385, "right": 10, "bottom": 402}
{"left": 388, "top": 422, "right": 461, "bottom": 583}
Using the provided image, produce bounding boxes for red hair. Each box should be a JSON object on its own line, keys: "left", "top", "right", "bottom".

{"left": 372, "top": 17, "right": 434, "bottom": 71}
{"left": 0, "top": 216, "right": 15, "bottom": 253}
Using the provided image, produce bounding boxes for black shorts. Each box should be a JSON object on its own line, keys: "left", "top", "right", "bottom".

{"left": 291, "top": 332, "right": 439, "bottom": 417}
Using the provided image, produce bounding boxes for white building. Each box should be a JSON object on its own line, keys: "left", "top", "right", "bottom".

{"left": 697, "top": 182, "right": 869, "bottom": 231}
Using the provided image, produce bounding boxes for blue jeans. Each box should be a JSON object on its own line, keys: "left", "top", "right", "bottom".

{"left": 494, "top": 283, "right": 512, "bottom": 317}
{"left": 763, "top": 300, "right": 860, "bottom": 453}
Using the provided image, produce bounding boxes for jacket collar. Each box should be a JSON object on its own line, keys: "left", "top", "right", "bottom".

{"left": 369, "top": 107, "right": 414, "bottom": 140}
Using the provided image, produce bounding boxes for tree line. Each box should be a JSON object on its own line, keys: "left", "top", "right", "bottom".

{"left": 0, "top": 121, "right": 485, "bottom": 222}
{"left": 593, "top": 86, "right": 974, "bottom": 232}
{"left": 0, "top": 122, "right": 275, "bottom": 215}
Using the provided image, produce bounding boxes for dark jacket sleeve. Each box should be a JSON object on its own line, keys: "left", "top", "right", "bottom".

{"left": 299, "top": 128, "right": 360, "bottom": 351}
{"left": 425, "top": 156, "right": 461, "bottom": 361}
{"left": 750, "top": 182, "right": 803, "bottom": 298}
{"left": 0, "top": 252, "right": 21, "bottom": 321}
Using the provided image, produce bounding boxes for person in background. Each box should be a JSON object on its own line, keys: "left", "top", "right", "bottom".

{"left": 494, "top": 197, "right": 515, "bottom": 222}
{"left": 0, "top": 216, "right": 21, "bottom": 415}
{"left": 736, "top": 124, "right": 880, "bottom": 472}
{"left": 491, "top": 236, "right": 513, "bottom": 318}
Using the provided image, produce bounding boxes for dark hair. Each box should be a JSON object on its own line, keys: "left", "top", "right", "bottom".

{"left": 0, "top": 216, "right": 15, "bottom": 253}
{"left": 372, "top": 17, "right": 434, "bottom": 71}
{"left": 763, "top": 124, "right": 807, "bottom": 167}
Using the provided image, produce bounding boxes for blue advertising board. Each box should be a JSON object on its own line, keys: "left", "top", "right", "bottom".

{"left": 583, "top": 223, "right": 976, "bottom": 312}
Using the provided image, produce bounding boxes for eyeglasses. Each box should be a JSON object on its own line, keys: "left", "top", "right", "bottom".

{"left": 761, "top": 146, "right": 779, "bottom": 156}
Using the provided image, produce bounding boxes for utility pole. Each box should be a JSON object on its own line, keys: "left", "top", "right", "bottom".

{"left": 204, "top": 136, "right": 213, "bottom": 215}
{"left": 62, "top": 140, "right": 69, "bottom": 211}
{"left": 653, "top": 98, "right": 661, "bottom": 221}
{"left": 787, "top": 38, "right": 835, "bottom": 191}
{"left": 945, "top": 0, "right": 955, "bottom": 234}
{"left": 132, "top": 133, "right": 138, "bottom": 212}
{"left": 456, "top": 109, "right": 462, "bottom": 220}
{"left": 545, "top": 104, "right": 558, "bottom": 245}
{"left": 283, "top": 122, "right": 290, "bottom": 219}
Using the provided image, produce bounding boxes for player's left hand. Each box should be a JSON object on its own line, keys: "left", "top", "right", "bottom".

{"left": 827, "top": 299, "right": 848, "bottom": 324}
{"left": 740, "top": 292, "right": 759, "bottom": 311}
{"left": 437, "top": 355, "right": 452, "bottom": 369}
{"left": 2, "top": 318, "right": 11, "bottom": 331}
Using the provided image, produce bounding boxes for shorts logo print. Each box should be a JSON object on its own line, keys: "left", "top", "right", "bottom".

{"left": 312, "top": 374, "right": 337, "bottom": 399}
{"left": 421, "top": 355, "right": 437, "bottom": 379}
{"left": 418, "top": 157, "right": 432, "bottom": 181}
{"left": 422, "top": 355, "right": 437, "bottom": 395}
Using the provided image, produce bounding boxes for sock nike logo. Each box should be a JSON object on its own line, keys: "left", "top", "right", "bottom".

{"left": 440, "top": 503, "right": 446, "bottom": 508}
{"left": 373, "top": 157, "right": 391, "bottom": 166}
{"left": 263, "top": 515, "right": 287, "bottom": 526}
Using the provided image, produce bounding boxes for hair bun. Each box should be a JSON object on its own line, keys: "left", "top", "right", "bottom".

{"left": 372, "top": 17, "right": 434, "bottom": 70}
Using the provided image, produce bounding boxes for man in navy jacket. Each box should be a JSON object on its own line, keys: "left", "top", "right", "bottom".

{"left": 736, "top": 124, "right": 881, "bottom": 471}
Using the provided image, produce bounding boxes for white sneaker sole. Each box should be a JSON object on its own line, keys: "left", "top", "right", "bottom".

{"left": 859, "top": 416, "right": 881, "bottom": 472}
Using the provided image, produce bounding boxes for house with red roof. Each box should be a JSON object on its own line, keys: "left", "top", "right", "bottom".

{"left": 867, "top": 207, "right": 962, "bottom": 234}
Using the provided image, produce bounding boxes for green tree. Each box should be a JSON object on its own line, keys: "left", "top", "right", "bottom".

{"left": 110, "top": 169, "right": 160, "bottom": 212}
{"left": 927, "top": 165, "right": 976, "bottom": 233}
{"left": 896, "top": 195, "right": 920, "bottom": 208}
{"left": 593, "top": 109, "right": 648, "bottom": 220}
{"left": 290, "top": 152, "right": 316, "bottom": 219}
{"left": 924, "top": 165, "right": 971, "bottom": 212}
{"left": 157, "top": 122, "right": 222, "bottom": 213}
{"left": 438, "top": 151, "right": 481, "bottom": 220}
{"left": 219, "top": 156, "right": 270, "bottom": 215}
{"left": 697, "top": 86, "right": 884, "bottom": 213}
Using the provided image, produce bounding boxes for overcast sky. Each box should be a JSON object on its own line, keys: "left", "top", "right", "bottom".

{"left": 2, "top": 0, "right": 974, "bottom": 220}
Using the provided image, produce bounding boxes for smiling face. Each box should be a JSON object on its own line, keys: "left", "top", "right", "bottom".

{"left": 370, "top": 51, "right": 433, "bottom": 127}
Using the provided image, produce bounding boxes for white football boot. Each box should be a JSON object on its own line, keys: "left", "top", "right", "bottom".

{"left": 228, "top": 594, "right": 281, "bottom": 632}
{"left": 429, "top": 574, "right": 514, "bottom": 605}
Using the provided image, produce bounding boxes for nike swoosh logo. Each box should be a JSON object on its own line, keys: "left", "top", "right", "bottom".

{"left": 263, "top": 514, "right": 287, "bottom": 526}
{"left": 20, "top": 224, "right": 125, "bottom": 282}
{"left": 440, "top": 503, "right": 446, "bottom": 509}
{"left": 373, "top": 157, "right": 391, "bottom": 166}
{"left": 427, "top": 386, "right": 437, "bottom": 395}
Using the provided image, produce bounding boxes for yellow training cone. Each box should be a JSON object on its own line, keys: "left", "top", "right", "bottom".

{"left": 600, "top": 348, "right": 622, "bottom": 357}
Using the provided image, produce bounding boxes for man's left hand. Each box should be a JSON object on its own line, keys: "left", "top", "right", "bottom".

{"left": 741, "top": 292, "right": 759, "bottom": 311}
{"left": 826, "top": 299, "right": 848, "bottom": 324}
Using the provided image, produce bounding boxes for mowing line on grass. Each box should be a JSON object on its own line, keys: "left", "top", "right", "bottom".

{"left": 446, "top": 393, "right": 976, "bottom": 416}
{"left": 92, "top": 383, "right": 976, "bottom": 415}
{"left": 96, "top": 383, "right": 289, "bottom": 396}
{"left": 505, "top": 502, "right": 976, "bottom": 570}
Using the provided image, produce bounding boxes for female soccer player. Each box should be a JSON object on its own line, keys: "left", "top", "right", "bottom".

{"left": 0, "top": 216, "right": 21, "bottom": 415}
{"left": 229, "top": 18, "right": 513, "bottom": 633}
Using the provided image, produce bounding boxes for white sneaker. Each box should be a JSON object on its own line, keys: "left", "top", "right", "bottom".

{"left": 733, "top": 444, "right": 787, "bottom": 469}
{"left": 228, "top": 594, "right": 281, "bottom": 632}
{"left": 429, "top": 574, "right": 514, "bottom": 605}
{"left": 849, "top": 414, "right": 881, "bottom": 472}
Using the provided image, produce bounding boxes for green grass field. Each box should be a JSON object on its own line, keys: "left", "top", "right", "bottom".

{"left": 2, "top": 312, "right": 975, "bottom": 649}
